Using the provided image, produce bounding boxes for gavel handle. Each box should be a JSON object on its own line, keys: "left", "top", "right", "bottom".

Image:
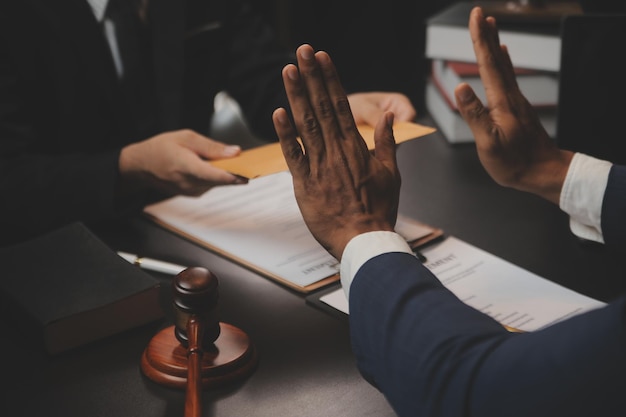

{"left": 185, "top": 316, "right": 204, "bottom": 417}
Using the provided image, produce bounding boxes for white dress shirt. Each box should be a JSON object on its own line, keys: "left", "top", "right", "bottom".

{"left": 86, "top": 0, "right": 108, "bottom": 20}
{"left": 341, "top": 152, "right": 612, "bottom": 299}
{"left": 86, "top": 0, "right": 124, "bottom": 77}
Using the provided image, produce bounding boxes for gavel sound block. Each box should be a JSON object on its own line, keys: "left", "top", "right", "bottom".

{"left": 141, "top": 267, "right": 257, "bottom": 390}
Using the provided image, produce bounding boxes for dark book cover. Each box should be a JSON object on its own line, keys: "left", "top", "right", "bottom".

{"left": 0, "top": 222, "right": 164, "bottom": 355}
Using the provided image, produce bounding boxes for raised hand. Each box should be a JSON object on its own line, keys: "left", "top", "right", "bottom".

{"left": 272, "top": 45, "right": 401, "bottom": 260}
{"left": 454, "top": 7, "right": 573, "bottom": 204}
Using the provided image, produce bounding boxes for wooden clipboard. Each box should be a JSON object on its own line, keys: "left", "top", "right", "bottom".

{"left": 145, "top": 211, "right": 444, "bottom": 294}
{"left": 145, "top": 212, "right": 341, "bottom": 293}
{"left": 143, "top": 121, "right": 438, "bottom": 293}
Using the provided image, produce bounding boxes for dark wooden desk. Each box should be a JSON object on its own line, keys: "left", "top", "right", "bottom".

{"left": 3, "top": 117, "right": 625, "bottom": 416}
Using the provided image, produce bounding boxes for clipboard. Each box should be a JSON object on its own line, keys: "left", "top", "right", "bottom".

{"left": 305, "top": 283, "right": 347, "bottom": 320}
{"left": 145, "top": 211, "right": 341, "bottom": 293}
{"left": 146, "top": 207, "right": 443, "bottom": 294}
{"left": 144, "top": 122, "right": 438, "bottom": 293}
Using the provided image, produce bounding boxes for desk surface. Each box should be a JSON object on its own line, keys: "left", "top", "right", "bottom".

{"left": 3, "top": 116, "right": 625, "bottom": 417}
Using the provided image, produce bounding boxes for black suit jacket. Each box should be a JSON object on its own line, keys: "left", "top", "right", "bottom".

{"left": 0, "top": 0, "right": 290, "bottom": 244}
{"left": 349, "top": 165, "right": 626, "bottom": 417}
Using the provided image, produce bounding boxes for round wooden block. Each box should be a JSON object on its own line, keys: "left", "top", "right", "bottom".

{"left": 141, "top": 322, "right": 257, "bottom": 390}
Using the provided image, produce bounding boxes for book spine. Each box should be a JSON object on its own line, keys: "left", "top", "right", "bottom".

{"left": 425, "top": 26, "right": 561, "bottom": 71}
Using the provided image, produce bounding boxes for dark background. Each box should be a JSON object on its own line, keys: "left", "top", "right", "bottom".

{"left": 251, "top": 0, "right": 459, "bottom": 113}
{"left": 250, "top": 0, "right": 626, "bottom": 114}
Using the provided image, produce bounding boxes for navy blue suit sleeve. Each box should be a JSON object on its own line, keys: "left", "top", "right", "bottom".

{"left": 349, "top": 252, "right": 626, "bottom": 417}
{"left": 602, "top": 164, "right": 626, "bottom": 245}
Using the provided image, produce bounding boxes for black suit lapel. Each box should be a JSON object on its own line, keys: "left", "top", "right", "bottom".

{"left": 39, "top": 0, "right": 133, "bottom": 134}
{"left": 148, "top": 0, "right": 185, "bottom": 130}
{"left": 33, "top": 0, "right": 186, "bottom": 134}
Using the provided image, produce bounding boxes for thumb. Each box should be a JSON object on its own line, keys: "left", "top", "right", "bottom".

{"left": 373, "top": 112, "right": 397, "bottom": 171}
{"left": 454, "top": 83, "right": 492, "bottom": 138}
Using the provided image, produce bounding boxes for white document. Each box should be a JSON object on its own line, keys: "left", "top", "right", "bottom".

{"left": 144, "top": 171, "right": 434, "bottom": 290}
{"left": 145, "top": 171, "right": 338, "bottom": 288}
{"left": 320, "top": 236, "right": 605, "bottom": 332}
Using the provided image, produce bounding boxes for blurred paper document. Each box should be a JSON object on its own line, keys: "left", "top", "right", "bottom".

{"left": 321, "top": 236, "right": 605, "bottom": 331}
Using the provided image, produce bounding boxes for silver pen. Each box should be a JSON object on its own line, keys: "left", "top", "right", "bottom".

{"left": 118, "top": 251, "right": 187, "bottom": 275}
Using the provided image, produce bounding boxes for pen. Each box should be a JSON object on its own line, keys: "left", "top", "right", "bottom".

{"left": 118, "top": 251, "right": 187, "bottom": 276}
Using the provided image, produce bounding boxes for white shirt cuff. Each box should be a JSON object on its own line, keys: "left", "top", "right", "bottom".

{"left": 340, "top": 231, "right": 413, "bottom": 299}
{"left": 559, "top": 153, "right": 612, "bottom": 243}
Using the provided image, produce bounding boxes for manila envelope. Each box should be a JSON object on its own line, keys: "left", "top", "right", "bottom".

{"left": 211, "top": 122, "right": 436, "bottom": 178}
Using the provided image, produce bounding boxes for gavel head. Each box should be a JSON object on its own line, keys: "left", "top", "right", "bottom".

{"left": 172, "top": 267, "right": 221, "bottom": 349}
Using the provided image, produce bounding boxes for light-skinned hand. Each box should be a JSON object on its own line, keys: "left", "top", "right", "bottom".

{"left": 348, "top": 91, "right": 417, "bottom": 127}
{"left": 454, "top": 6, "right": 573, "bottom": 205}
{"left": 272, "top": 44, "right": 400, "bottom": 260}
{"left": 119, "top": 129, "right": 247, "bottom": 197}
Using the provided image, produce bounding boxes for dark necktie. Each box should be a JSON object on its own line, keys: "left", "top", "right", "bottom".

{"left": 104, "top": 0, "right": 158, "bottom": 138}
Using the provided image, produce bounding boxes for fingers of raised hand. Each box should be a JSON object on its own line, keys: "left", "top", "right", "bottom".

{"left": 272, "top": 107, "right": 307, "bottom": 176}
{"left": 280, "top": 62, "right": 326, "bottom": 164}
{"left": 294, "top": 45, "right": 345, "bottom": 145}
{"left": 314, "top": 51, "right": 359, "bottom": 136}
{"left": 469, "top": 7, "right": 519, "bottom": 110}
{"left": 283, "top": 45, "right": 362, "bottom": 155}
{"left": 454, "top": 82, "right": 496, "bottom": 147}
{"left": 312, "top": 50, "right": 370, "bottom": 166}
{"left": 373, "top": 112, "right": 399, "bottom": 175}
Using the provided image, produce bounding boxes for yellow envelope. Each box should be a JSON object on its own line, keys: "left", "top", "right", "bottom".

{"left": 211, "top": 122, "right": 436, "bottom": 178}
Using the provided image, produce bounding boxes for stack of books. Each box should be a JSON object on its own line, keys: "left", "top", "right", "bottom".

{"left": 424, "top": 2, "right": 562, "bottom": 143}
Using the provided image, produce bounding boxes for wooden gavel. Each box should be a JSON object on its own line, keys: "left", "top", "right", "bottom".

{"left": 173, "top": 267, "right": 220, "bottom": 417}
{"left": 141, "top": 267, "right": 257, "bottom": 417}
